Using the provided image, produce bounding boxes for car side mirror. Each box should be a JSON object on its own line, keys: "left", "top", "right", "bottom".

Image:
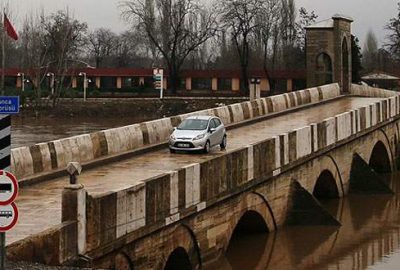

{"left": 173, "top": 127, "right": 177, "bottom": 131}
{"left": 209, "top": 128, "right": 216, "bottom": 133}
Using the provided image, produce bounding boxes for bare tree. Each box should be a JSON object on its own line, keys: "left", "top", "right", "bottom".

{"left": 20, "top": 11, "right": 49, "bottom": 107}
{"left": 41, "top": 10, "right": 88, "bottom": 106}
{"left": 122, "top": 0, "right": 218, "bottom": 93}
{"left": 296, "top": 7, "right": 318, "bottom": 50}
{"left": 385, "top": 3, "right": 400, "bottom": 61}
{"left": 220, "top": 0, "right": 265, "bottom": 94}
{"left": 257, "top": 0, "right": 281, "bottom": 85}
{"left": 280, "top": 0, "right": 297, "bottom": 69}
{"left": 114, "top": 30, "right": 146, "bottom": 67}
{"left": 87, "top": 28, "right": 117, "bottom": 68}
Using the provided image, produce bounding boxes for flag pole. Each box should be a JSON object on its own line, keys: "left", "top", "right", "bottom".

{"left": 1, "top": 9, "right": 5, "bottom": 96}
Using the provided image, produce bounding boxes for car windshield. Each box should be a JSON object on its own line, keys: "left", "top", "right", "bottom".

{"left": 178, "top": 119, "right": 209, "bottom": 130}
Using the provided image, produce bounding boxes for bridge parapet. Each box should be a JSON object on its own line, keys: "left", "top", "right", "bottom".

{"left": 351, "top": 83, "right": 399, "bottom": 98}
{"left": 7, "top": 84, "right": 400, "bottom": 266}
{"left": 12, "top": 84, "right": 342, "bottom": 182}
{"left": 80, "top": 91, "right": 400, "bottom": 258}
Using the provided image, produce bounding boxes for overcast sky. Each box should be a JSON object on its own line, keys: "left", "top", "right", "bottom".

{"left": 5, "top": 0, "right": 400, "bottom": 47}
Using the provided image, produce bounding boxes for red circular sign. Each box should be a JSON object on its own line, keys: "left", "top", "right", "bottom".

{"left": 0, "top": 170, "right": 18, "bottom": 206}
{"left": 0, "top": 202, "right": 18, "bottom": 232}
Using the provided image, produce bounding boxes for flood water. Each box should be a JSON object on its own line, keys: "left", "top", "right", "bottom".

{"left": 207, "top": 173, "right": 400, "bottom": 270}
{"left": 11, "top": 117, "right": 138, "bottom": 148}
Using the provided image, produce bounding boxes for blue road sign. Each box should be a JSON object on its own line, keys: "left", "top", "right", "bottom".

{"left": 0, "top": 97, "right": 19, "bottom": 114}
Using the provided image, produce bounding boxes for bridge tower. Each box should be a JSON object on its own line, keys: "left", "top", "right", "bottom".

{"left": 306, "top": 14, "right": 353, "bottom": 93}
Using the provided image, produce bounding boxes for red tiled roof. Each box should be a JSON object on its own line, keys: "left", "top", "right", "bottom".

{"left": 0, "top": 68, "right": 21, "bottom": 76}
{"left": 0, "top": 68, "right": 306, "bottom": 79}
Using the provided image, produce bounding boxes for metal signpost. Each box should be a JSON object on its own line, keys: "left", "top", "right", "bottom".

{"left": 0, "top": 96, "right": 19, "bottom": 270}
{"left": 153, "top": 68, "right": 164, "bottom": 99}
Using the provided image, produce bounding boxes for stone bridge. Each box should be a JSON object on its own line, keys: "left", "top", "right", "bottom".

{"left": 6, "top": 83, "right": 400, "bottom": 269}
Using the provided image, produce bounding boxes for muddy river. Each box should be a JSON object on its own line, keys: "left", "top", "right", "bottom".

{"left": 206, "top": 173, "right": 400, "bottom": 270}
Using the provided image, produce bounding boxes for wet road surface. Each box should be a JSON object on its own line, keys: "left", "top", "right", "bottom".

{"left": 10, "top": 97, "right": 382, "bottom": 245}
{"left": 206, "top": 174, "right": 400, "bottom": 270}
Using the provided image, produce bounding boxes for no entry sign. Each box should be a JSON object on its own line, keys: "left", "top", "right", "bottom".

{"left": 0, "top": 171, "right": 18, "bottom": 232}
{"left": 0, "top": 203, "right": 18, "bottom": 232}
{"left": 0, "top": 171, "right": 18, "bottom": 206}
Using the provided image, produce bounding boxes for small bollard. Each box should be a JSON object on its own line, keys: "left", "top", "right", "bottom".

{"left": 63, "top": 162, "right": 87, "bottom": 256}
{"left": 66, "top": 162, "right": 82, "bottom": 184}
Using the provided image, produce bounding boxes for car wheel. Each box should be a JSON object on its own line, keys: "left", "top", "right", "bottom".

{"left": 220, "top": 135, "right": 227, "bottom": 150}
{"left": 203, "top": 141, "right": 211, "bottom": 154}
{"left": 169, "top": 148, "right": 176, "bottom": 154}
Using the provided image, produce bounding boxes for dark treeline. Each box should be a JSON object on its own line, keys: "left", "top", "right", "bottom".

{"left": 3, "top": 0, "right": 319, "bottom": 96}
{"left": 3, "top": 0, "right": 400, "bottom": 98}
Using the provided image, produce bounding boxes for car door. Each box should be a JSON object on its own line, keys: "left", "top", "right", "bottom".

{"left": 215, "top": 118, "right": 225, "bottom": 142}
{"left": 209, "top": 119, "right": 219, "bottom": 146}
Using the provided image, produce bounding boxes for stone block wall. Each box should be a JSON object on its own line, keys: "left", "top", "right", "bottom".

{"left": 7, "top": 221, "right": 77, "bottom": 265}
{"left": 83, "top": 93, "right": 400, "bottom": 255}
{"left": 11, "top": 84, "right": 342, "bottom": 181}
{"left": 351, "top": 83, "right": 399, "bottom": 98}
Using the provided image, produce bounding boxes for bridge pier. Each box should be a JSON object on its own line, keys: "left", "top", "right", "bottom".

{"left": 349, "top": 154, "right": 394, "bottom": 194}
{"left": 286, "top": 181, "right": 341, "bottom": 226}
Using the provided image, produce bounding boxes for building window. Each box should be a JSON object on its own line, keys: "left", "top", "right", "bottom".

{"left": 192, "top": 78, "right": 212, "bottom": 90}
{"left": 122, "top": 77, "right": 134, "bottom": 88}
{"left": 218, "top": 78, "right": 232, "bottom": 91}
{"left": 101, "top": 77, "right": 117, "bottom": 89}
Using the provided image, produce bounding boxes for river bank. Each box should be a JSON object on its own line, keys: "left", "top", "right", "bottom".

{"left": 15, "top": 97, "right": 247, "bottom": 119}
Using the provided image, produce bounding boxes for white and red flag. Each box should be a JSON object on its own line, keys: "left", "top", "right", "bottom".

{"left": 3, "top": 13, "right": 18, "bottom": 41}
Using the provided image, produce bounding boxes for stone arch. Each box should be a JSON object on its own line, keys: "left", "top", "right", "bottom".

{"left": 369, "top": 141, "right": 392, "bottom": 174}
{"left": 164, "top": 247, "right": 192, "bottom": 270}
{"left": 364, "top": 130, "right": 394, "bottom": 173}
{"left": 114, "top": 252, "right": 134, "bottom": 270}
{"left": 313, "top": 170, "right": 340, "bottom": 199}
{"left": 315, "top": 53, "right": 333, "bottom": 86}
{"left": 225, "top": 210, "right": 270, "bottom": 270}
{"left": 159, "top": 225, "right": 201, "bottom": 270}
{"left": 341, "top": 36, "right": 350, "bottom": 92}
{"left": 394, "top": 122, "right": 400, "bottom": 163}
{"left": 230, "top": 210, "right": 270, "bottom": 236}
{"left": 310, "top": 155, "right": 344, "bottom": 198}
{"left": 225, "top": 192, "right": 276, "bottom": 250}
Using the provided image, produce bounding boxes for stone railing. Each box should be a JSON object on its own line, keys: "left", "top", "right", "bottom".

{"left": 82, "top": 88, "right": 400, "bottom": 254}
{"left": 11, "top": 83, "right": 341, "bottom": 181}
{"left": 350, "top": 84, "right": 399, "bottom": 98}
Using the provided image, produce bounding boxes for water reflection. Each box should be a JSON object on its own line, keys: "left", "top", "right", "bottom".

{"left": 209, "top": 173, "right": 400, "bottom": 270}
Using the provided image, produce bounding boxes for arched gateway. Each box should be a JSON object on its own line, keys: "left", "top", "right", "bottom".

{"left": 306, "top": 14, "right": 353, "bottom": 93}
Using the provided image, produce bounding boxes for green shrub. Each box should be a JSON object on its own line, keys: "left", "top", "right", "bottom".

{"left": 90, "top": 90, "right": 100, "bottom": 97}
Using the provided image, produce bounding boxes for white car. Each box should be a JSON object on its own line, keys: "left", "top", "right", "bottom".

{"left": 169, "top": 116, "right": 227, "bottom": 153}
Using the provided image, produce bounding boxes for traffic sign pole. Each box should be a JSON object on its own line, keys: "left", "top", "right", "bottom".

{"left": 0, "top": 232, "right": 4, "bottom": 270}
{"left": 0, "top": 115, "right": 10, "bottom": 270}
{"left": 0, "top": 96, "right": 19, "bottom": 270}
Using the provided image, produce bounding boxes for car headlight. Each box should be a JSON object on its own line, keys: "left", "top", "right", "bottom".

{"left": 170, "top": 134, "right": 176, "bottom": 140}
{"left": 193, "top": 134, "right": 205, "bottom": 140}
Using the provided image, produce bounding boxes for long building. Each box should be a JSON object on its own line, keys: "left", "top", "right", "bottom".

{"left": 1, "top": 68, "right": 306, "bottom": 93}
